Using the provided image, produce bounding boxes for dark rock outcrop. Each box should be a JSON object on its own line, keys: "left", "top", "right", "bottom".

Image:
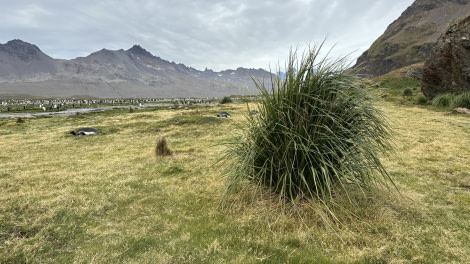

{"left": 421, "top": 16, "right": 470, "bottom": 99}
{"left": 353, "top": 0, "right": 470, "bottom": 78}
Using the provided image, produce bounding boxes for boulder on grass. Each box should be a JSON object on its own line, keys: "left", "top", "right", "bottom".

{"left": 453, "top": 107, "right": 470, "bottom": 114}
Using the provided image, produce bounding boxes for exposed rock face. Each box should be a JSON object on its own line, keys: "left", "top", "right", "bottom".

{"left": 421, "top": 16, "right": 470, "bottom": 99}
{"left": 405, "top": 64, "right": 423, "bottom": 80}
{"left": 353, "top": 0, "right": 470, "bottom": 78}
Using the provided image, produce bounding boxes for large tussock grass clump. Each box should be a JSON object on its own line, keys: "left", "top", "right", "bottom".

{"left": 451, "top": 91, "right": 470, "bottom": 109}
{"left": 224, "top": 44, "right": 394, "bottom": 208}
{"left": 432, "top": 93, "right": 455, "bottom": 109}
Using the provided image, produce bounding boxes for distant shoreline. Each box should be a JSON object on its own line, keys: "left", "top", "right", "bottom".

{"left": 0, "top": 104, "right": 173, "bottom": 118}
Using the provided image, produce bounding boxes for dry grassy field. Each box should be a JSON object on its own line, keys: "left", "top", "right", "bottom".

{"left": 1, "top": 101, "right": 469, "bottom": 263}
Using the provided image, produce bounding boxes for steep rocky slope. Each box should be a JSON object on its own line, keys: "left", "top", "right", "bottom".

{"left": 0, "top": 39, "right": 59, "bottom": 80}
{"left": 0, "top": 40, "right": 273, "bottom": 98}
{"left": 353, "top": 0, "right": 470, "bottom": 77}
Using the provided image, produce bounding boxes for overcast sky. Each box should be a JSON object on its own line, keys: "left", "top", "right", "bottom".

{"left": 1, "top": 0, "right": 414, "bottom": 72}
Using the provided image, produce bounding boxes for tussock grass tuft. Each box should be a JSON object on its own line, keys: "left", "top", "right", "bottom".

{"left": 220, "top": 96, "right": 233, "bottom": 104}
{"left": 403, "top": 88, "right": 413, "bottom": 96}
{"left": 451, "top": 91, "right": 470, "bottom": 109}
{"left": 156, "top": 137, "right": 172, "bottom": 156}
{"left": 223, "top": 43, "right": 394, "bottom": 218}
{"left": 416, "top": 94, "right": 428, "bottom": 105}
{"left": 432, "top": 93, "right": 455, "bottom": 109}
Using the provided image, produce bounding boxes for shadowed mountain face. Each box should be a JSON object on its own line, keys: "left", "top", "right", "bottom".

{"left": 0, "top": 40, "right": 273, "bottom": 98}
{"left": 353, "top": 0, "right": 470, "bottom": 78}
{"left": 0, "top": 39, "right": 59, "bottom": 80}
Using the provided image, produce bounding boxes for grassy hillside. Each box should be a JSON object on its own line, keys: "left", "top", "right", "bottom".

{"left": 1, "top": 98, "right": 469, "bottom": 263}
{"left": 368, "top": 63, "right": 426, "bottom": 105}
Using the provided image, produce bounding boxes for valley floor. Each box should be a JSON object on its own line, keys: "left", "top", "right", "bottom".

{"left": 0, "top": 102, "right": 469, "bottom": 263}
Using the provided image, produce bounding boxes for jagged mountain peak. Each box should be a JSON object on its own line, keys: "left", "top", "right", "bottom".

{"left": 126, "top": 44, "right": 154, "bottom": 58}
{"left": 0, "top": 39, "right": 46, "bottom": 62}
{"left": 0, "top": 39, "right": 58, "bottom": 79}
{"left": 3, "top": 39, "right": 38, "bottom": 48}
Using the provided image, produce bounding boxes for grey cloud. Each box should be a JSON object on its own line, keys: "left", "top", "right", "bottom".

{"left": 1, "top": 0, "right": 414, "bottom": 71}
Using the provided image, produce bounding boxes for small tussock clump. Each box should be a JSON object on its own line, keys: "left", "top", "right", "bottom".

{"left": 432, "top": 93, "right": 455, "bottom": 109}
{"left": 155, "top": 137, "right": 172, "bottom": 156}
{"left": 451, "top": 91, "right": 470, "bottom": 109}
{"left": 403, "top": 88, "right": 413, "bottom": 96}
{"left": 220, "top": 96, "right": 233, "bottom": 104}
{"left": 416, "top": 94, "right": 428, "bottom": 105}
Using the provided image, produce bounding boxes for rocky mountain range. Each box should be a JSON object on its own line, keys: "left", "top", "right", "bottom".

{"left": 353, "top": 0, "right": 470, "bottom": 77}
{"left": 4, "top": 0, "right": 470, "bottom": 98}
{"left": 0, "top": 39, "right": 273, "bottom": 99}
